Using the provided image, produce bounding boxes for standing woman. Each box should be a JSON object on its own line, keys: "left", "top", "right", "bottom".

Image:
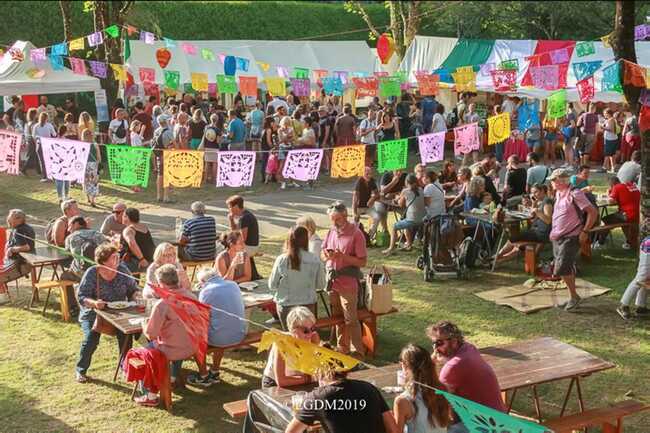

{"left": 78, "top": 112, "right": 95, "bottom": 141}
{"left": 393, "top": 344, "right": 449, "bottom": 433}
{"left": 201, "top": 113, "right": 223, "bottom": 184}
{"left": 173, "top": 112, "right": 190, "bottom": 149}
{"left": 189, "top": 109, "right": 207, "bottom": 150}
{"left": 277, "top": 116, "right": 296, "bottom": 189}
{"left": 295, "top": 215, "right": 322, "bottom": 257}
{"left": 377, "top": 111, "right": 399, "bottom": 141}
{"left": 81, "top": 129, "right": 100, "bottom": 207}
{"left": 260, "top": 116, "right": 276, "bottom": 183}
{"left": 120, "top": 208, "right": 156, "bottom": 273}
{"left": 63, "top": 113, "right": 79, "bottom": 140}
{"left": 602, "top": 108, "right": 618, "bottom": 173}
{"left": 268, "top": 226, "right": 324, "bottom": 330}
{"left": 542, "top": 113, "right": 559, "bottom": 168}
{"left": 22, "top": 108, "right": 39, "bottom": 174}
{"left": 296, "top": 116, "right": 316, "bottom": 148}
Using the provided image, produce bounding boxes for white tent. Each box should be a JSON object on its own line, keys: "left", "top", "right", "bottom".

{"left": 398, "top": 36, "right": 459, "bottom": 83}
{"left": 0, "top": 41, "right": 101, "bottom": 96}
{"left": 128, "top": 40, "right": 376, "bottom": 86}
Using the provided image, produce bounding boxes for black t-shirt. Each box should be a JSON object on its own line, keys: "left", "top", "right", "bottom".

{"left": 296, "top": 379, "right": 390, "bottom": 433}
{"left": 8, "top": 223, "right": 35, "bottom": 259}
{"left": 202, "top": 125, "right": 222, "bottom": 149}
{"left": 354, "top": 177, "right": 378, "bottom": 208}
{"left": 190, "top": 120, "right": 207, "bottom": 140}
{"left": 239, "top": 210, "right": 259, "bottom": 247}
{"left": 379, "top": 172, "right": 407, "bottom": 196}
{"left": 482, "top": 175, "right": 501, "bottom": 204}
{"left": 505, "top": 167, "right": 527, "bottom": 199}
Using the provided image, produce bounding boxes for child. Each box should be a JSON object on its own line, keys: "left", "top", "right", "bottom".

{"left": 130, "top": 120, "right": 145, "bottom": 147}
{"left": 265, "top": 149, "right": 279, "bottom": 184}
{"left": 479, "top": 191, "right": 496, "bottom": 213}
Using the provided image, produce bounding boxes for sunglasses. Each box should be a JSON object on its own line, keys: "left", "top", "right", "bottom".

{"left": 297, "top": 326, "right": 316, "bottom": 335}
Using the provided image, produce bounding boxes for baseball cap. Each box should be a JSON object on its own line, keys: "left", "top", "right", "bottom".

{"left": 548, "top": 168, "right": 571, "bottom": 181}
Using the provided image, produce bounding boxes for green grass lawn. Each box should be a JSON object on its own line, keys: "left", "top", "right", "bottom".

{"left": 1, "top": 169, "right": 648, "bottom": 433}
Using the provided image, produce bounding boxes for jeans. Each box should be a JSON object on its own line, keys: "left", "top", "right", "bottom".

{"left": 55, "top": 180, "right": 70, "bottom": 201}
{"left": 495, "top": 141, "right": 504, "bottom": 162}
{"left": 76, "top": 317, "right": 128, "bottom": 375}
{"left": 447, "top": 422, "right": 469, "bottom": 433}
{"left": 621, "top": 244, "right": 649, "bottom": 307}
{"left": 597, "top": 212, "right": 627, "bottom": 244}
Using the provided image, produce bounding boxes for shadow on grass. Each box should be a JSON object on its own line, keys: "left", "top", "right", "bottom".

{"left": 0, "top": 384, "right": 78, "bottom": 433}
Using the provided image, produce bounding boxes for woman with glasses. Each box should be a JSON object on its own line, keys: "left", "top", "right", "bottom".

{"left": 100, "top": 203, "right": 127, "bottom": 237}
{"left": 143, "top": 243, "right": 191, "bottom": 299}
{"left": 261, "top": 306, "right": 319, "bottom": 388}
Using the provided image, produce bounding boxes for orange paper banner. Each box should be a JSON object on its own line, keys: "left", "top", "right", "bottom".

{"left": 239, "top": 76, "right": 258, "bottom": 98}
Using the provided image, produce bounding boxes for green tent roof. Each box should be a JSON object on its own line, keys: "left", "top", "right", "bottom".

{"left": 440, "top": 39, "right": 495, "bottom": 73}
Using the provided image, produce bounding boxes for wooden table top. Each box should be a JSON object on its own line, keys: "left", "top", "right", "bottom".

{"left": 20, "top": 246, "right": 69, "bottom": 266}
{"left": 95, "top": 306, "right": 146, "bottom": 335}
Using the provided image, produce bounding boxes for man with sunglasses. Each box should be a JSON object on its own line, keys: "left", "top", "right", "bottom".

{"left": 100, "top": 202, "right": 127, "bottom": 237}
{"left": 427, "top": 321, "right": 505, "bottom": 433}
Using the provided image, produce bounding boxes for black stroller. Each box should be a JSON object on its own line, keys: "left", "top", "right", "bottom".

{"left": 416, "top": 213, "right": 471, "bottom": 281}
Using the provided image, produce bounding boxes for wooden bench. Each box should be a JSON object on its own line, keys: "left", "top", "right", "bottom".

{"left": 31, "top": 280, "right": 77, "bottom": 322}
{"left": 127, "top": 358, "right": 172, "bottom": 411}
{"left": 181, "top": 260, "right": 214, "bottom": 283}
{"left": 511, "top": 241, "right": 544, "bottom": 275}
{"left": 580, "top": 223, "right": 636, "bottom": 260}
{"left": 544, "top": 399, "right": 650, "bottom": 433}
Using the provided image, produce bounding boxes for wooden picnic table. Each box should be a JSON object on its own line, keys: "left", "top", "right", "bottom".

{"left": 247, "top": 337, "right": 614, "bottom": 425}
{"left": 20, "top": 246, "right": 70, "bottom": 306}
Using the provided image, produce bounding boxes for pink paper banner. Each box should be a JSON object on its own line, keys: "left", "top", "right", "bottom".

{"left": 218, "top": 53, "right": 226, "bottom": 63}
{"left": 290, "top": 78, "right": 310, "bottom": 97}
{"left": 277, "top": 66, "right": 289, "bottom": 78}
{"left": 29, "top": 48, "right": 47, "bottom": 64}
{"left": 282, "top": 149, "right": 323, "bottom": 181}
{"left": 69, "top": 58, "right": 87, "bottom": 75}
{"left": 333, "top": 71, "right": 348, "bottom": 85}
{"left": 40, "top": 137, "right": 90, "bottom": 183}
{"left": 87, "top": 31, "right": 104, "bottom": 47}
{"left": 181, "top": 42, "right": 197, "bottom": 55}
{"left": 417, "top": 132, "right": 445, "bottom": 164}
{"left": 89, "top": 60, "right": 107, "bottom": 79}
{"left": 576, "top": 76, "right": 595, "bottom": 104}
{"left": 490, "top": 69, "right": 517, "bottom": 91}
{"left": 139, "top": 67, "right": 155, "bottom": 83}
{"left": 550, "top": 47, "right": 570, "bottom": 65}
{"left": 530, "top": 64, "right": 560, "bottom": 90}
{"left": 140, "top": 31, "right": 155, "bottom": 45}
{"left": 0, "top": 130, "right": 22, "bottom": 175}
{"left": 216, "top": 151, "right": 256, "bottom": 187}
{"left": 453, "top": 123, "right": 479, "bottom": 155}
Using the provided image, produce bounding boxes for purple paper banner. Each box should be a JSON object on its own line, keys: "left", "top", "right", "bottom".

{"left": 417, "top": 132, "right": 445, "bottom": 164}
{"left": 290, "top": 78, "right": 310, "bottom": 97}
{"left": 89, "top": 60, "right": 107, "bottom": 79}
{"left": 216, "top": 151, "right": 256, "bottom": 187}
{"left": 282, "top": 149, "right": 324, "bottom": 181}
{"left": 40, "top": 137, "right": 90, "bottom": 183}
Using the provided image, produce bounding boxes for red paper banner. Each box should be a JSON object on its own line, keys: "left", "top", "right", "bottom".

{"left": 415, "top": 73, "right": 440, "bottom": 96}
{"left": 490, "top": 69, "right": 517, "bottom": 92}
{"left": 239, "top": 76, "right": 258, "bottom": 98}
{"left": 312, "top": 69, "right": 328, "bottom": 87}
{"left": 351, "top": 77, "right": 378, "bottom": 97}
{"left": 576, "top": 76, "right": 595, "bottom": 104}
{"left": 623, "top": 61, "right": 647, "bottom": 87}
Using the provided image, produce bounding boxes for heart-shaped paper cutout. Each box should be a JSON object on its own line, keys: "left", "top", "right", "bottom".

{"left": 156, "top": 48, "right": 171, "bottom": 69}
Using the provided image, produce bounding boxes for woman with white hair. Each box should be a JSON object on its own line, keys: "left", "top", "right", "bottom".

{"left": 143, "top": 242, "right": 191, "bottom": 299}
{"left": 295, "top": 215, "right": 322, "bottom": 257}
{"left": 278, "top": 116, "right": 297, "bottom": 189}
{"left": 261, "top": 306, "right": 320, "bottom": 388}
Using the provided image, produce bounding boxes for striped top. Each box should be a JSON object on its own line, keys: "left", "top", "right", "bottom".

{"left": 182, "top": 215, "right": 217, "bottom": 260}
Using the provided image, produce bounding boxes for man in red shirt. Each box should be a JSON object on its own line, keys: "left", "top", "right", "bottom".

{"left": 321, "top": 202, "right": 367, "bottom": 357}
{"left": 596, "top": 177, "right": 641, "bottom": 249}
{"left": 133, "top": 101, "right": 153, "bottom": 146}
{"left": 428, "top": 321, "right": 505, "bottom": 433}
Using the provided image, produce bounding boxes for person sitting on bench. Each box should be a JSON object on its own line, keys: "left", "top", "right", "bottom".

{"left": 0, "top": 209, "right": 35, "bottom": 305}
{"left": 594, "top": 176, "right": 640, "bottom": 250}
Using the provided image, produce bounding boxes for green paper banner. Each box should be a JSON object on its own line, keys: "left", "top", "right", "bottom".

{"left": 379, "top": 76, "right": 402, "bottom": 98}
{"left": 575, "top": 41, "right": 596, "bottom": 57}
{"left": 106, "top": 145, "right": 152, "bottom": 188}
{"left": 217, "top": 74, "right": 238, "bottom": 94}
{"left": 293, "top": 67, "right": 310, "bottom": 79}
{"left": 164, "top": 70, "right": 180, "bottom": 90}
{"left": 437, "top": 390, "right": 551, "bottom": 433}
{"left": 500, "top": 59, "right": 519, "bottom": 71}
{"left": 105, "top": 25, "right": 120, "bottom": 39}
{"left": 377, "top": 138, "right": 408, "bottom": 172}
{"left": 547, "top": 89, "right": 567, "bottom": 119}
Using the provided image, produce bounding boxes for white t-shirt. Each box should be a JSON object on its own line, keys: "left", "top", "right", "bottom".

{"left": 501, "top": 99, "right": 517, "bottom": 114}
{"left": 431, "top": 113, "right": 447, "bottom": 133}
{"left": 130, "top": 132, "right": 143, "bottom": 147}
{"left": 109, "top": 119, "right": 128, "bottom": 144}
{"left": 359, "top": 118, "right": 377, "bottom": 144}
{"left": 268, "top": 98, "right": 289, "bottom": 113}
{"left": 424, "top": 181, "right": 445, "bottom": 218}
{"left": 32, "top": 122, "right": 56, "bottom": 138}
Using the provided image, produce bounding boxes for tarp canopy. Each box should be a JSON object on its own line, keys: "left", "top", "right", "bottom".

{"left": 0, "top": 41, "right": 101, "bottom": 96}
{"left": 128, "top": 39, "right": 376, "bottom": 87}
{"left": 398, "top": 36, "right": 458, "bottom": 82}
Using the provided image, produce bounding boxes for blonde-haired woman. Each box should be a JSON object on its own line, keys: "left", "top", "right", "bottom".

{"left": 296, "top": 215, "right": 322, "bottom": 257}
{"left": 278, "top": 116, "right": 296, "bottom": 189}
{"left": 63, "top": 113, "right": 78, "bottom": 140}
{"left": 143, "top": 242, "right": 191, "bottom": 299}
{"left": 78, "top": 112, "right": 95, "bottom": 142}
{"left": 81, "top": 129, "right": 101, "bottom": 207}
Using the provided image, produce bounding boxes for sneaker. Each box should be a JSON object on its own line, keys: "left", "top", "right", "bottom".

{"left": 592, "top": 242, "right": 604, "bottom": 250}
{"left": 616, "top": 305, "right": 632, "bottom": 320}
{"left": 40, "top": 178, "right": 51, "bottom": 183}
{"left": 207, "top": 370, "right": 221, "bottom": 384}
{"left": 265, "top": 317, "right": 280, "bottom": 325}
{"left": 280, "top": 182, "right": 287, "bottom": 190}
{"left": 635, "top": 307, "right": 649, "bottom": 317}
{"left": 0, "top": 292, "right": 9, "bottom": 305}
{"left": 564, "top": 296, "right": 582, "bottom": 311}
{"left": 622, "top": 242, "right": 631, "bottom": 250}
{"left": 134, "top": 395, "right": 159, "bottom": 407}
{"left": 291, "top": 181, "right": 301, "bottom": 188}
{"left": 186, "top": 373, "right": 214, "bottom": 388}
{"left": 75, "top": 371, "right": 88, "bottom": 383}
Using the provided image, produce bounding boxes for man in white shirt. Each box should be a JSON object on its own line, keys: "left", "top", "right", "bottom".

{"left": 36, "top": 96, "right": 58, "bottom": 126}
{"left": 501, "top": 96, "right": 517, "bottom": 116}
{"left": 617, "top": 151, "right": 641, "bottom": 185}
{"left": 108, "top": 108, "right": 129, "bottom": 144}
{"left": 267, "top": 96, "right": 289, "bottom": 115}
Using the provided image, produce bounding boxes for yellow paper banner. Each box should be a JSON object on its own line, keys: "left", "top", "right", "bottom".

{"left": 265, "top": 77, "right": 287, "bottom": 96}
{"left": 487, "top": 112, "right": 511, "bottom": 145}
{"left": 163, "top": 150, "right": 204, "bottom": 188}
{"left": 191, "top": 72, "right": 208, "bottom": 92}
{"left": 601, "top": 32, "right": 614, "bottom": 48}
{"left": 331, "top": 145, "right": 365, "bottom": 178}
{"left": 110, "top": 64, "right": 127, "bottom": 81}
{"left": 646, "top": 68, "right": 650, "bottom": 89}
{"left": 452, "top": 67, "right": 476, "bottom": 92}
{"left": 256, "top": 61, "right": 270, "bottom": 72}
{"left": 69, "top": 38, "right": 85, "bottom": 51}
{"left": 258, "top": 330, "right": 359, "bottom": 376}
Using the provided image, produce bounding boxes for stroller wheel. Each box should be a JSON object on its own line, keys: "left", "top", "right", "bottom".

{"left": 424, "top": 269, "right": 435, "bottom": 282}
{"left": 416, "top": 256, "right": 425, "bottom": 270}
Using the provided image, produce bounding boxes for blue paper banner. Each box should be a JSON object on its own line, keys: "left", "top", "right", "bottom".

{"left": 517, "top": 100, "right": 540, "bottom": 131}
{"left": 322, "top": 76, "right": 344, "bottom": 96}
{"left": 572, "top": 61, "right": 603, "bottom": 82}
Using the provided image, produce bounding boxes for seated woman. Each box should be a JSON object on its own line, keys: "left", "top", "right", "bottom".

{"left": 120, "top": 207, "right": 156, "bottom": 273}
{"left": 496, "top": 184, "right": 553, "bottom": 263}
{"left": 261, "top": 306, "right": 320, "bottom": 388}
{"left": 438, "top": 160, "right": 458, "bottom": 192}
{"left": 143, "top": 242, "right": 191, "bottom": 299}
{"left": 269, "top": 226, "right": 325, "bottom": 330}
{"left": 214, "top": 230, "right": 252, "bottom": 283}
{"left": 383, "top": 174, "right": 426, "bottom": 255}
{"left": 76, "top": 243, "right": 139, "bottom": 383}
{"left": 393, "top": 344, "right": 450, "bottom": 433}
{"left": 414, "top": 163, "right": 427, "bottom": 188}
{"left": 137, "top": 264, "right": 199, "bottom": 406}
{"left": 446, "top": 167, "right": 471, "bottom": 211}
{"left": 296, "top": 215, "right": 322, "bottom": 257}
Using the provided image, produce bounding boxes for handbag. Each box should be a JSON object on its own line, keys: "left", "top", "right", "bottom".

{"left": 92, "top": 271, "right": 117, "bottom": 336}
{"left": 364, "top": 266, "right": 393, "bottom": 314}
{"left": 374, "top": 230, "right": 390, "bottom": 248}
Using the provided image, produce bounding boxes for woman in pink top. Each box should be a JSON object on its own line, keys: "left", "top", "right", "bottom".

{"left": 137, "top": 264, "right": 198, "bottom": 406}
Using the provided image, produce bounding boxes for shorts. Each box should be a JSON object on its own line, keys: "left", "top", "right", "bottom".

{"left": 154, "top": 149, "right": 164, "bottom": 174}
{"left": 394, "top": 219, "right": 421, "bottom": 231}
{"left": 204, "top": 148, "right": 219, "bottom": 162}
{"left": 604, "top": 138, "right": 619, "bottom": 157}
{"left": 228, "top": 142, "right": 246, "bottom": 151}
{"left": 189, "top": 138, "right": 201, "bottom": 150}
{"left": 526, "top": 139, "right": 540, "bottom": 150}
{"left": 510, "top": 230, "right": 547, "bottom": 244}
{"left": 545, "top": 132, "right": 557, "bottom": 142}
{"left": 577, "top": 134, "right": 595, "bottom": 155}
{"left": 552, "top": 236, "right": 579, "bottom": 277}
{"left": 373, "top": 201, "right": 388, "bottom": 217}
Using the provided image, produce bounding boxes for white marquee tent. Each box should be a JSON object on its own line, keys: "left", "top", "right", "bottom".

{"left": 0, "top": 41, "right": 101, "bottom": 96}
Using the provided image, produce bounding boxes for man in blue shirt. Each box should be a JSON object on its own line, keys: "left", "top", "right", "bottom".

{"left": 187, "top": 269, "right": 246, "bottom": 386}
{"left": 178, "top": 201, "right": 217, "bottom": 261}
{"left": 421, "top": 95, "right": 439, "bottom": 133}
{"left": 227, "top": 109, "right": 246, "bottom": 151}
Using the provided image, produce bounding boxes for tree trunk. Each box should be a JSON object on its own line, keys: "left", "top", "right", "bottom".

{"left": 59, "top": 0, "right": 73, "bottom": 41}
{"left": 611, "top": 0, "right": 648, "bottom": 238}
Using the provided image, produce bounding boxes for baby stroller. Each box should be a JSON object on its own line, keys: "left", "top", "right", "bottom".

{"left": 416, "top": 213, "right": 470, "bottom": 281}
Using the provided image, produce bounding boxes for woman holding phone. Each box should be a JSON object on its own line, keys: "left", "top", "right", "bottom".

{"left": 214, "top": 230, "right": 252, "bottom": 283}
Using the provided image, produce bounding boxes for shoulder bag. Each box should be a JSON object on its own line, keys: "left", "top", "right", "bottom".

{"left": 92, "top": 270, "right": 117, "bottom": 336}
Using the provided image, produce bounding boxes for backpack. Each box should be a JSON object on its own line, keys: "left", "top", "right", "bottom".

{"left": 569, "top": 187, "right": 599, "bottom": 227}
{"left": 115, "top": 120, "right": 127, "bottom": 139}
{"left": 45, "top": 216, "right": 65, "bottom": 244}
{"left": 458, "top": 237, "right": 480, "bottom": 268}
{"left": 152, "top": 127, "right": 169, "bottom": 149}
{"left": 79, "top": 238, "right": 99, "bottom": 271}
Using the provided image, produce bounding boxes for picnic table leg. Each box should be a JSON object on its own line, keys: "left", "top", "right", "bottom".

{"left": 559, "top": 377, "right": 576, "bottom": 417}
{"left": 506, "top": 388, "right": 517, "bottom": 413}
{"left": 532, "top": 385, "right": 542, "bottom": 422}
{"left": 42, "top": 288, "right": 52, "bottom": 316}
{"left": 575, "top": 376, "right": 585, "bottom": 412}
{"left": 29, "top": 267, "right": 39, "bottom": 307}
{"left": 113, "top": 334, "right": 133, "bottom": 382}
{"left": 59, "top": 284, "right": 71, "bottom": 322}
{"left": 491, "top": 229, "right": 506, "bottom": 271}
